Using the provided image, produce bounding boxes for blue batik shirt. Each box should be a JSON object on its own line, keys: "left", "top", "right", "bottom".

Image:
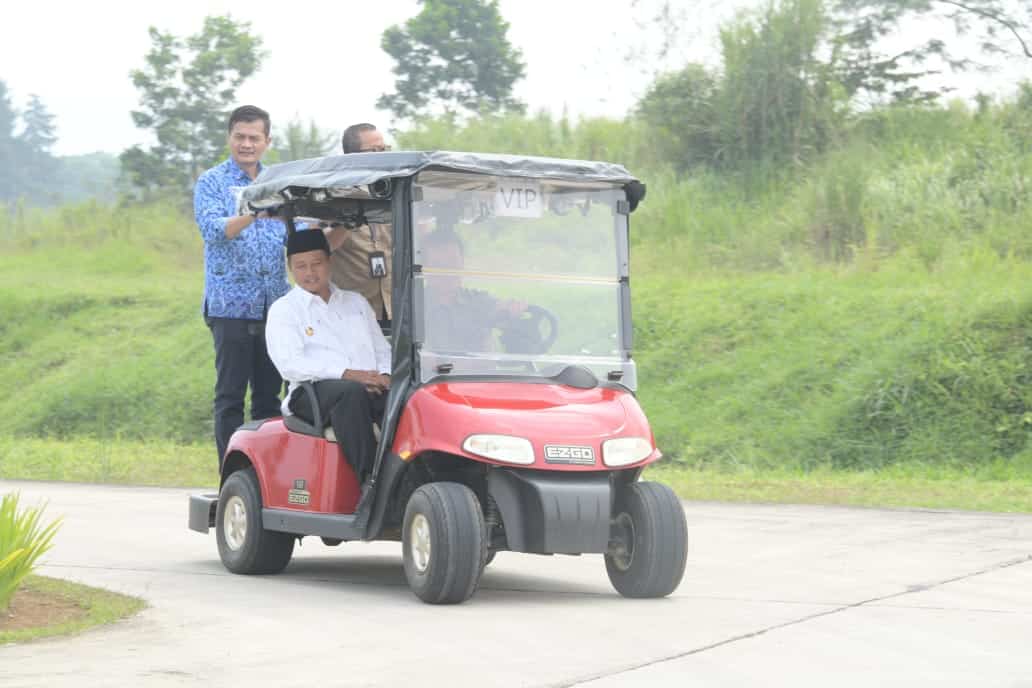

{"left": 194, "top": 157, "right": 290, "bottom": 320}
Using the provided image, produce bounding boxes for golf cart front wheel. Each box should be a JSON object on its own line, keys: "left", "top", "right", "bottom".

{"left": 605, "top": 481, "right": 687, "bottom": 598}
{"left": 402, "top": 482, "right": 486, "bottom": 604}
{"left": 216, "top": 467, "right": 294, "bottom": 574}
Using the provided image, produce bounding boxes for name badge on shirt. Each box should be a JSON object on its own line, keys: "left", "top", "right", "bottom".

{"left": 305, "top": 326, "right": 314, "bottom": 336}
{"left": 369, "top": 251, "right": 387, "bottom": 278}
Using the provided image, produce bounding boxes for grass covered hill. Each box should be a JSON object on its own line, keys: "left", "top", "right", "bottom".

{"left": 1, "top": 103, "right": 1031, "bottom": 488}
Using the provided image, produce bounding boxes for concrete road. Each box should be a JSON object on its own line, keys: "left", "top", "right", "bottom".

{"left": 0, "top": 479, "right": 1029, "bottom": 688}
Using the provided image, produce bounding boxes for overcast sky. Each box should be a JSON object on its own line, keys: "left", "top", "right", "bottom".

{"left": 1, "top": 0, "right": 1026, "bottom": 156}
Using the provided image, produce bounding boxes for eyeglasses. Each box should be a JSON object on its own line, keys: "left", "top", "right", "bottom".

{"left": 359, "top": 144, "right": 391, "bottom": 153}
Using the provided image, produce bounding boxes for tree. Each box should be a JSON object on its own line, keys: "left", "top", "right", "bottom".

{"left": 273, "top": 117, "right": 337, "bottom": 161}
{"left": 19, "top": 95, "right": 56, "bottom": 154}
{"left": 636, "top": 64, "right": 721, "bottom": 169}
{"left": 18, "top": 94, "right": 59, "bottom": 200}
{"left": 831, "top": 0, "right": 1032, "bottom": 102}
{"left": 120, "top": 15, "right": 265, "bottom": 199}
{"left": 638, "top": 0, "right": 845, "bottom": 172}
{"left": 378, "top": 0, "right": 526, "bottom": 119}
{"left": 0, "top": 80, "right": 20, "bottom": 203}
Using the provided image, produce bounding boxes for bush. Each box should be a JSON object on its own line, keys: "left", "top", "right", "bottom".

{"left": 0, "top": 493, "right": 61, "bottom": 611}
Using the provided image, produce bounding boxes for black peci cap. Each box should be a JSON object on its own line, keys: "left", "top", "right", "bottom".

{"left": 287, "top": 228, "right": 330, "bottom": 257}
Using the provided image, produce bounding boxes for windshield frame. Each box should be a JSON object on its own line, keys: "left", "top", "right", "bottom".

{"left": 408, "top": 171, "right": 636, "bottom": 389}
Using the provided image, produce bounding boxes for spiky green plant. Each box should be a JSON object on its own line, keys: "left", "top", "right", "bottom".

{"left": 0, "top": 493, "right": 61, "bottom": 612}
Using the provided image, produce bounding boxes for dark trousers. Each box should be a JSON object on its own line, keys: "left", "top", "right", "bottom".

{"left": 289, "top": 380, "right": 386, "bottom": 482}
{"left": 208, "top": 317, "right": 283, "bottom": 465}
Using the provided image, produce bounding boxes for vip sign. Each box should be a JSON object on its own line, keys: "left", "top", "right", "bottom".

{"left": 493, "top": 181, "right": 543, "bottom": 218}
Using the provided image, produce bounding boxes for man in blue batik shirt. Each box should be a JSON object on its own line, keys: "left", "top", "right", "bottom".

{"left": 194, "top": 105, "right": 289, "bottom": 466}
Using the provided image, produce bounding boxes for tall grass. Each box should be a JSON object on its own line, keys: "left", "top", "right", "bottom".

{"left": 0, "top": 493, "right": 61, "bottom": 611}
{"left": 634, "top": 252, "right": 1032, "bottom": 470}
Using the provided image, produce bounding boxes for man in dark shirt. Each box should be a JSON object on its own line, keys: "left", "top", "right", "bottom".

{"left": 194, "top": 105, "right": 289, "bottom": 466}
{"left": 421, "top": 229, "right": 526, "bottom": 353}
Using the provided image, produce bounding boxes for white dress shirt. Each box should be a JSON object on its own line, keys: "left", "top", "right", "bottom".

{"left": 266, "top": 283, "right": 391, "bottom": 415}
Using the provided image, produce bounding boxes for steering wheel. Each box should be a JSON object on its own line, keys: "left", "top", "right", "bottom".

{"left": 498, "top": 304, "right": 559, "bottom": 355}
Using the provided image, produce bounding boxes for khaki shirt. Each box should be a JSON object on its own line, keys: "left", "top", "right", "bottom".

{"left": 330, "top": 223, "right": 392, "bottom": 320}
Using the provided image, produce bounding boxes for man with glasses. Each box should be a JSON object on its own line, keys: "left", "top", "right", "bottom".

{"left": 325, "top": 123, "right": 393, "bottom": 327}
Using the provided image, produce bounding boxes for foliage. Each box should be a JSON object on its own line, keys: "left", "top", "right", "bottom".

{"left": 636, "top": 64, "right": 720, "bottom": 169}
{"left": 0, "top": 200, "right": 208, "bottom": 444}
{"left": 15, "top": 95, "right": 59, "bottom": 204}
{"left": 634, "top": 257, "right": 1032, "bottom": 472}
{"left": 0, "top": 82, "right": 60, "bottom": 205}
{"left": 634, "top": 0, "right": 1032, "bottom": 174}
{"left": 395, "top": 110, "right": 651, "bottom": 167}
{"left": 378, "top": 0, "right": 526, "bottom": 119}
{"left": 120, "top": 15, "right": 265, "bottom": 200}
{"left": 717, "top": 0, "right": 843, "bottom": 169}
{"left": 0, "top": 493, "right": 61, "bottom": 612}
{"left": 55, "top": 153, "right": 122, "bottom": 205}
{"left": 273, "top": 117, "right": 338, "bottom": 161}
{"left": 636, "top": 0, "right": 846, "bottom": 173}
{"left": 19, "top": 94, "right": 57, "bottom": 154}
{"left": 831, "top": 0, "right": 1032, "bottom": 102}
{"left": 0, "top": 80, "right": 19, "bottom": 203}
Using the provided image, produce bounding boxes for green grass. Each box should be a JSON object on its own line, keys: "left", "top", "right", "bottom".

{"left": 635, "top": 253, "right": 1032, "bottom": 471}
{"left": 0, "top": 575, "right": 144, "bottom": 645}
{"left": 0, "top": 437, "right": 216, "bottom": 488}
{"left": 649, "top": 462, "right": 1032, "bottom": 513}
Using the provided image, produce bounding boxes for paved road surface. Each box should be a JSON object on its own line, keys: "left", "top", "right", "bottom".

{"left": 0, "top": 479, "right": 1029, "bottom": 687}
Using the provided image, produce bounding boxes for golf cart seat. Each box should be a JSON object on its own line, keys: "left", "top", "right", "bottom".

{"left": 322, "top": 424, "right": 380, "bottom": 443}
{"left": 280, "top": 382, "right": 383, "bottom": 442}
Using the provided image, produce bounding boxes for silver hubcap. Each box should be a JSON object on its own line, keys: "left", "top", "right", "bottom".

{"left": 410, "top": 513, "right": 432, "bottom": 574}
{"left": 611, "top": 512, "right": 635, "bottom": 571}
{"left": 224, "top": 496, "right": 248, "bottom": 551}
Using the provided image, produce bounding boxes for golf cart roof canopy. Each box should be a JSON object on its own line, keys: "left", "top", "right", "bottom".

{"left": 238, "top": 150, "right": 642, "bottom": 213}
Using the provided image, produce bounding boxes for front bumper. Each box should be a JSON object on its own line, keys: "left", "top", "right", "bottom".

{"left": 487, "top": 469, "right": 611, "bottom": 554}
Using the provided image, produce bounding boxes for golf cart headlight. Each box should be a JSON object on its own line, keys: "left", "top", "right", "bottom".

{"left": 602, "top": 437, "right": 653, "bottom": 467}
{"left": 462, "top": 434, "right": 535, "bottom": 465}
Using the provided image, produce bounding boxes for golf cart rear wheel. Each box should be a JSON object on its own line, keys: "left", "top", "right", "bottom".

{"left": 402, "top": 482, "right": 486, "bottom": 604}
{"left": 605, "top": 481, "right": 687, "bottom": 598}
{"left": 216, "top": 467, "right": 294, "bottom": 575}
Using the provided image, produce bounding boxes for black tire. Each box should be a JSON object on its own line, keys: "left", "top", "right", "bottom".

{"left": 216, "top": 467, "right": 294, "bottom": 575}
{"left": 483, "top": 549, "right": 497, "bottom": 568}
{"left": 402, "top": 482, "right": 486, "bottom": 604}
{"left": 605, "top": 481, "right": 687, "bottom": 598}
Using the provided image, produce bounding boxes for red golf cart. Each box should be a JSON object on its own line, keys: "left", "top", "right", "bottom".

{"left": 189, "top": 151, "right": 687, "bottom": 604}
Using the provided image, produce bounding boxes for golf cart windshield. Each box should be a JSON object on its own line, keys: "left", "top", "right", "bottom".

{"left": 414, "top": 170, "right": 635, "bottom": 388}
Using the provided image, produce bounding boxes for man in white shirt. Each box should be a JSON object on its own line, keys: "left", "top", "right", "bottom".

{"left": 266, "top": 229, "right": 391, "bottom": 483}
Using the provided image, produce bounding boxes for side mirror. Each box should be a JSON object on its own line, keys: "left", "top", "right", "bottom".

{"left": 624, "top": 181, "right": 646, "bottom": 212}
